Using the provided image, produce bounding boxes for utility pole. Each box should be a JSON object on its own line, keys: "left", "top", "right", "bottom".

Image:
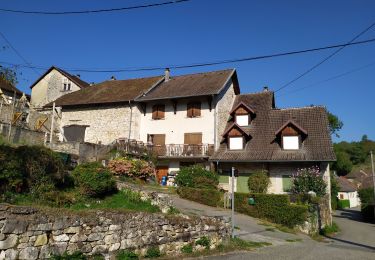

{"left": 49, "top": 102, "right": 55, "bottom": 148}
{"left": 231, "top": 167, "right": 235, "bottom": 239}
{"left": 371, "top": 151, "right": 375, "bottom": 200}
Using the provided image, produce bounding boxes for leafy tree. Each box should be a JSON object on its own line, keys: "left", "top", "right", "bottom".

{"left": 247, "top": 170, "right": 270, "bottom": 193}
{"left": 332, "top": 151, "right": 353, "bottom": 176}
{"left": 361, "top": 135, "right": 368, "bottom": 142}
{"left": 327, "top": 111, "right": 343, "bottom": 137}
{"left": 0, "top": 66, "right": 17, "bottom": 86}
{"left": 330, "top": 173, "right": 339, "bottom": 210}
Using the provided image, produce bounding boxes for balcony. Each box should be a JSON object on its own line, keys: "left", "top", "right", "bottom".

{"left": 114, "top": 139, "right": 214, "bottom": 158}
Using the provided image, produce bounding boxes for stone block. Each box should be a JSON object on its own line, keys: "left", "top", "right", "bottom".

{"left": 19, "top": 247, "right": 39, "bottom": 260}
{"left": 34, "top": 234, "right": 48, "bottom": 246}
{"left": 1, "top": 220, "right": 28, "bottom": 234}
{"left": 1, "top": 249, "right": 18, "bottom": 260}
{"left": 87, "top": 232, "right": 105, "bottom": 242}
{"left": 64, "top": 226, "right": 81, "bottom": 234}
{"left": 53, "top": 234, "right": 70, "bottom": 242}
{"left": 0, "top": 234, "right": 18, "bottom": 250}
{"left": 92, "top": 245, "right": 108, "bottom": 254}
{"left": 70, "top": 233, "right": 88, "bottom": 243}
{"left": 109, "top": 242, "right": 120, "bottom": 252}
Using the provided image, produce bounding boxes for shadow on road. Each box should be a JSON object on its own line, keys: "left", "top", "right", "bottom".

{"left": 333, "top": 208, "right": 372, "bottom": 223}
{"left": 324, "top": 235, "right": 375, "bottom": 252}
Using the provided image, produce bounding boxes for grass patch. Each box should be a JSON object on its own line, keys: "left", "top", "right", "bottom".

{"left": 258, "top": 220, "right": 296, "bottom": 234}
{"left": 69, "top": 190, "right": 160, "bottom": 213}
{"left": 234, "top": 226, "right": 241, "bottom": 230}
{"left": 320, "top": 222, "right": 340, "bottom": 236}
{"left": 265, "top": 227, "right": 275, "bottom": 232}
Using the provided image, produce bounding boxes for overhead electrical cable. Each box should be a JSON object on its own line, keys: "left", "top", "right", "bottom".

{"left": 0, "top": 0, "right": 190, "bottom": 15}
{"left": 277, "top": 61, "right": 375, "bottom": 97}
{"left": 274, "top": 21, "right": 375, "bottom": 93}
{"left": 1, "top": 37, "right": 375, "bottom": 73}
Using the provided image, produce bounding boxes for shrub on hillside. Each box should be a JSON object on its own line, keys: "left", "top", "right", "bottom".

{"left": 175, "top": 165, "right": 219, "bottom": 189}
{"left": 291, "top": 166, "right": 327, "bottom": 197}
{"left": 177, "top": 187, "right": 222, "bottom": 207}
{"left": 72, "top": 162, "right": 116, "bottom": 197}
{"left": 0, "top": 145, "right": 65, "bottom": 196}
{"left": 247, "top": 170, "right": 270, "bottom": 193}
{"left": 108, "top": 157, "right": 155, "bottom": 180}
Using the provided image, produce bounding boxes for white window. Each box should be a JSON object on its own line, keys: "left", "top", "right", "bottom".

{"left": 283, "top": 136, "right": 299, "bottom": 150}
{"left": 62, "top": 78, "right": 71, "bottom": 91}
{"left": 229, "top": 137, "right": 243, "bottom": 150}
{"left": 236, "top": 115, "right": 249, "bottom": 126}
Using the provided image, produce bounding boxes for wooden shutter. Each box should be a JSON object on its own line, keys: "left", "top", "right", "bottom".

{"left": 184, "top": 133, "right": 202, "bottom": 144}
{"left": 152, "top": 134, "right": 165, "bottom": 145}
{"left": 187, "top": 103, "right": 193, "bottom": 117}
{"left": 152, "top": 104, "right": 165, "bottom": 119}
{"left": 187, "top": 102, "right": 201, "bottom": 117}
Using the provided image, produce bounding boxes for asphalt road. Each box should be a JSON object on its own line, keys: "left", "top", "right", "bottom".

{"left": 205, "top": 208, "right": 375, "bottom": 260}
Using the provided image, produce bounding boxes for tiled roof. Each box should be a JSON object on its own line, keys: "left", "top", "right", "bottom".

{"left": 50, "top": 76, "right": 163, "bottom": 107}
{"left": 30, "top": 66, "right": 89, "bottom": 89}
{"left": 211, "top": 91, "right": 336, "bottom": 162}
{"left": 0, "top": 77, "right": 23, "bottom": 96}
{"left": 337, "top": 176, "right": 357, "bottom": 192}
{"left": 136, "top": 69, "right": 239, "bottom": 101}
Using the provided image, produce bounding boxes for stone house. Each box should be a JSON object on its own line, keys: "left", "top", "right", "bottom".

{"left": 336, "top": 176, "right": 360, "bottom": 208}
{"left": 30, "top": 66, "right": 89, "bottom": 109}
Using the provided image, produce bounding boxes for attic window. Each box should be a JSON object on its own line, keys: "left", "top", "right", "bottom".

{"left": 282, "top": 136, "right": 299, "bottom": 150}
{"left": 229, "top": 137, "right": 244, "bottom": 150}
{"left": 236, "top": 114, "right": 249, "bottom": 126}
{"left": 152, "top": 104, "right": 165, "bottom": 120}
{"left": 62, "top": 78, "right": 71, "bottom": 91}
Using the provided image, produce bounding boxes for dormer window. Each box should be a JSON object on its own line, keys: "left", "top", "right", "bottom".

{"left": 275, "top": 120, "right": 307, "bottom": 150}
{"left": 222, "top": 123, "right": 251, "bottom": 151}
{"left": 229, "top": 102, "right": 255, "bottom": 127}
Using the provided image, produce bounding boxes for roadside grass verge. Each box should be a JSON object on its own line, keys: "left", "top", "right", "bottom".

{"left": 258, "top": 220, "right": 297, "bottom": 234}
{"left": 320, "top": 222, "right": 340, "bottom": 236}
{"left": 285, "top": 238, "right": 302, "bottom": 242}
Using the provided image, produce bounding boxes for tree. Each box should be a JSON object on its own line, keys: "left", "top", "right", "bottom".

{"left": 332, "top": 151, "right": 353, "bottom": 176}
{"left": 327, "top": 111, "right": 343, "bottom": 138}
{"left": 247, "top": 170, "right": 270, "bottom": 193}
{"left": 0, "top": 66, "right": 17, "bottom": 86}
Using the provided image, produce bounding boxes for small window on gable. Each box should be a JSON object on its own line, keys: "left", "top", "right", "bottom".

{"left": 187, "top": 102, "right": 201, "bottom": 118}
{"left": 62, "top": 78, "right": 71, "bottom": 91}
{"left": 152, "top": 104, "right": 165, "bottom": 120}
{"left": 229, "top": 137, "right": 244, "bottom": 150}
{"left": 236, "top": 114, "right": 249, "bottom": 126}
{"left": 283, "top": 136, "right": 299, "bottom": 150}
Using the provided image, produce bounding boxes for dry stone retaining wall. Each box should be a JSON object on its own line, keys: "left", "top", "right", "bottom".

{"left": 0, "top": 204, "right": 230, "bottom": 259}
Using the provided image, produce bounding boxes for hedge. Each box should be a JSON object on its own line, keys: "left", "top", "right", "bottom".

{"left": 337, "top": 199, "right": 350, "bottom": 209}
{"left": 177, "top": 187, "right": 222, "bottom": 207}
{"left": 361, "top": 204, "right": 375, "bottom": 223}
{"left": 235, "top": 193, "right": 308, "bottom": 227}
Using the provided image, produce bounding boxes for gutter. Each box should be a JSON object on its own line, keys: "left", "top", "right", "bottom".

{"left": 208, "top": 159, "right": 336, "bottom": 163}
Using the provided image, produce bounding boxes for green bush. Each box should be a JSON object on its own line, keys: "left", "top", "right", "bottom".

{"left": 181, "top": 244, "right": 193, "bottom": 254}
{"left": 72, "top": 162, "right": 116, "bottom": 198}
{"left": 337, "top": 199, "right": 350, "bottom": 209}
{"left": 358, "top": 188, "right": 375, "bottom": 222}
{"left": 235, "top": 193, "right": 307, "bottom": 227}
{"left": 320, "top": 222, "right": 339, "bottom": 236}
{"left": 175, "top": 165, "right": 219, "bottom": 189}
{"left": 108, "top": 157, "right": 155, "bottom": 180}
{"left": 116, "top": 250, "right": 139, "bottom": 260}
{"left": 144, "top": 247, "right": 161, "bottom": 258}
{"left": 0, "top": 145, "right": 65, "bottom": 197}
{"left": 177, "top": 187, "right": 222, "bottom": 207}
{"left": 291, "top": 166, "right": 327, "bottom": 197}
{"left": 51, "top": 251, "right": 86, "bottom": 260}
{"left": 196, "top": 236, "right": 211, "bottom": 249}
{"left": 247, "top": 170, "right": 270, "bottom": 193}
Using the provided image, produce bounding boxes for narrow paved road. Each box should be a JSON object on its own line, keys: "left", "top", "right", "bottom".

{"left": 204, "top": 207, "right": 375, "bottom": 260}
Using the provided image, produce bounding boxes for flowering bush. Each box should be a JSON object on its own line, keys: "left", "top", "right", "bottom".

{"left": 108, "top": 157, "right": 155, "bottom": 180}
{"left": 291, "top": 166, "right": 327, "bottom": 197}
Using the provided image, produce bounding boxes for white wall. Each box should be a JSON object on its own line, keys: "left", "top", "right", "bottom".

{"left": 338, "top": 191, "right": 360, "bottom": 208}
{"left": 139, "top": 98, "right": 215, "bottom": 144}
{"left": 30, "top": 69, "right": 81, "bottom": 108}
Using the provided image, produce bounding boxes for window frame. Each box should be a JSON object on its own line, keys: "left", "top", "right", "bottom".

{"left": 282, "top": 135, "right": 300, "bottom": 150}
{"left": 235, "top": 114, "right": 250, "bottom": 126}
{"left": 228, "top": 136, "right": 244, "bottom": 150}
{"left": 187, "top": 101, "right": 201, "bottom": 118}
{"left": 152, "top": 104, "right": 165, "bottom": 120}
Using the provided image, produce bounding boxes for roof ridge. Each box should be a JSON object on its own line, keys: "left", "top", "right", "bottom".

{"left": 168, "top": 68, "right": 234, "bottom": 79}
{"left": 94, "top": 75, "right": 163, "bottom": 85}
{"left": 274, "top": 105, "right": 326, "bottom": 111}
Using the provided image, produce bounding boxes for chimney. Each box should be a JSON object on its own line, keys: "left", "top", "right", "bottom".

{"left": 263, "top": 86, "right": 269, "bottom": 92}
{"left": 165, "top": 68, "right": 170, "bottom": 82}
{"left": 90, "top": 82, "right": 95, "bottom": 86}
{"left": 76, "top": 74, "right": 81, "bottom": 78}
{"left": 111, "top": 76, "right": 116, "bottom": 81}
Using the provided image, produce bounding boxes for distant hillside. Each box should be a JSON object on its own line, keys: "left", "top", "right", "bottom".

{"left": 332, "top": 135, "right": 375, "bottom": 176}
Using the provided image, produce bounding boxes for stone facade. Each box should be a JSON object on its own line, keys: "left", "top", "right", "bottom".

{"left": 60, "top": 103, "right": 142, "bottom": 145}
{"left": 0, "top": 204, "right": 230, "bottom": 259}
{"left": 30, "top": 69, "right": 81, "bottom": 108}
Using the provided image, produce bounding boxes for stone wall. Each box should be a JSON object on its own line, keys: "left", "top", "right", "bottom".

{"left": 0, "top": 123, "right": 45, "bottom": 145}
{"left": 0, "top": 204, "right": 229, "bottom": 259}
{"left": 61, "top": 103, "right": 141, "bottom": 145}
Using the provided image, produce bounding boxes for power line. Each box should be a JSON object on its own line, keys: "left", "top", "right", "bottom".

{"left": 1, "top": 37, "right": 375, "bottom": 73}
{"left": 0, "top": 0, "right": 191, "bottom": 15}
{"left": 277, "top": 61, "right": 375, "bottom": 97}
{"left": 0, "top": 31, "right": 41, "bottom": 77}
{"left": 275, "top": 21, "right": 375, "bottom": 93}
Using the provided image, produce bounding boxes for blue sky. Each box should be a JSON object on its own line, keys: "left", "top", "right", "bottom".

{"left": 1, "top": 0, "right": 374, "bottom": 142}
